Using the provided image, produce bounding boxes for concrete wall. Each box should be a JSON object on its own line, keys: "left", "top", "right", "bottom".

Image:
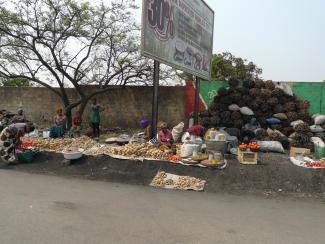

{"left": 0, "top": 86, "right": 186, "bottom": 129}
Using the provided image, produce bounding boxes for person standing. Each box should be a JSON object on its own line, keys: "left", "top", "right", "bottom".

{"left": 90, "top": 98, "right": 103, "bottom": 138}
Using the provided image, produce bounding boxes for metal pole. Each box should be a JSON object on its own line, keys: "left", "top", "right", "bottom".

{"left": 194, "top": 76, "right": 201, "bottom": 125}
{"left": 151, "top": 60, "right": 160, "bottom": 138}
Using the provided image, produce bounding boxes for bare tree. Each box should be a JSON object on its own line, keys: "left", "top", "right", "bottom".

{"left": 0, "top": 0, "right": 175, "bottom": 127}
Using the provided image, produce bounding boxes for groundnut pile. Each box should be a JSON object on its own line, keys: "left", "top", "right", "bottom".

{"left": 151, "top": 171, "right": 205, "bottom": 190}
{"left": 24, "top": 136, "right": 169, "bottom": 160}
{"left": 100, "top": 143, "right": 168, "bottom": 159}
{"left": 24, "top": 136, "right": 97, "bottom": 152}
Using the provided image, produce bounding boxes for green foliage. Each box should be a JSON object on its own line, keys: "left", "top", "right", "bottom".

{"left": 178, "top": 52, "right": 262, "bottom": 81}
{"left": 1, "top": 78, "right": 31, "bottom": 87}
{"left": 211, "top": 52, "right": 262, "bottom": 81}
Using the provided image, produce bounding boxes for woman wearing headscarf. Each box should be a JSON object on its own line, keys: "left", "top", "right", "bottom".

{"left": 140, "top": 119, "right": 152, "bottom": 140}
{"left": 49, "top": 108, "right": 66, "bottom": 138}
{"left": 158, "top": 122, "right": 174, "bottom": 145}
{"left": 0, "top": 123, "right": 35, "bottom": 164}
{"left": 11, "top": 108, "right": 27, "bottom": 123}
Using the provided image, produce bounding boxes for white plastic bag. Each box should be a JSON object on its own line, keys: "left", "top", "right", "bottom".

{"left": 228, "top": 104, "right": 240, "bottom": 111}
{"left": 180, "top": 144, "right": 200, "bottom": 158}
{"left": 275, "top": 83, "right": 293, "bottom": 96}
{"left": 172, "top": 122, "right": 184, "bottom": 142}
{"left": 257, "top": 141, "right": 285, "bottom": 153}
{"left": 310, "top": 125, "right": 324, "bottom": 133}
{"left": 240, "top": 107, "right": 254, "bottom": 116}
{"left": 311, "top": 137, "right": 325, "bottom": 147}
{"left": 314, "top": 115, "right": 325, "bottom": 125}
{"left": 42, "top": 131, "right": 50, "bottom": 139}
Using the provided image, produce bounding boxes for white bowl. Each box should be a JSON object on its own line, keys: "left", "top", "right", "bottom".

{"left": 62, "top": 148, "right": 84, "bottom": 160}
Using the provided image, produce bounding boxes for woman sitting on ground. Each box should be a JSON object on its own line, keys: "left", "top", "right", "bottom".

{"left": 50, "top": 108, "right": 66, "bottom": 138}
{"left": 69, "top": 111, "right": 82, "bottom": 138}
{"left": 140, "top": 119, "right": 152, "bottom": 140}
{"left": 158, "top": 122, "right": 174, "bottom": 145}
{"left": 11, "top": 108, "right": 27, "bottom": 123}
{"left": 0, "top": 122, "right": 35, "bottom": 164}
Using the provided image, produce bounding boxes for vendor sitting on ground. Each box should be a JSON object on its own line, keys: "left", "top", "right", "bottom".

{"left": 158, "top": 122, "right": 174, "bottom": 145}
{"left": 11, "top": 108, "right": 27, "bottom": 123}
{"left": 241, "top": 118, "right": 261, "bottom": 143}
{"left": 187, "top": 125, "right": 206, "bottom": 137}
{"left": 50, "top": 108, "right": 66, "bottom": 138}
{"left": 0, "top": 122, "right": 35, "bottom": 164}
{"left": 140, "top": 119, "right": 152, "bottom": 140}
{"left": 69, "top": 111, "right": 82, "bottom": 138}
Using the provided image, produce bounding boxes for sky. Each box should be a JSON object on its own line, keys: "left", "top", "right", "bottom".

{"left": 130, "top": 0, "right": 324, "bottom": 81}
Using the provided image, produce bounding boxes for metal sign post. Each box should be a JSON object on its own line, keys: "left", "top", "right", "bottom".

{"left": 151, "top": 60, "right": 160, "bottom": 138}
{"left": 194, "top": 77, "right": 201, "bottom": 125}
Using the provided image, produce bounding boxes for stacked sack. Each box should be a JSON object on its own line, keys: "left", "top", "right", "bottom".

{"left": 289, "top": 122, "right": 313, "bottom": 150}
{"left": 199, "top": 79, "right": 313, "bottom": 147}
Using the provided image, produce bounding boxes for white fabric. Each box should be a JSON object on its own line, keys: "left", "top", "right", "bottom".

{"left": 314, "top": 115, "right": 325, "bottom": 125}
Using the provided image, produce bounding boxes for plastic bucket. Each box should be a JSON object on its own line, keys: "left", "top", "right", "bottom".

{"left": 314, "top": 145, "right": 325, "bottom": 160}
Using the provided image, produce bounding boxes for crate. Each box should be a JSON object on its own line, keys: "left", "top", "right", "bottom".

{"left": 237, "top": 149, "right": 258, "bottom": 165}
{"left": 17, "top": 151, "right": 34, "bottom": 163}
{"left": 290, "top": 147, "right": 311, "bottom": 158}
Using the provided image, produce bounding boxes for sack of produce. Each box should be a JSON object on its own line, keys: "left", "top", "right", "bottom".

{"left": 228, "top": 104, "right": 241, "bottom": 111}
{"left": 314, "top": 115, "right": 325, "bottom": 125}
{"left": 273, "top": 113, "right": 288, "bottom": 120}
{"left": 172, "top": 122, "right": 184, "bottom": 142}
{"left": 180, "top": 144, "right": 200, "bottom": 158}
{"left": 311, "top": 137, "right": 325, "bottom": 147}
{"left": 256, "top": 141, "right": 285, "bottom": 153}
{"left": 240, "top": 107, "right": 254, "bottom": 116}
{"left": 310, "top": 125, "right": 324, "bottom": 133}
{"left": 266, "top": 117, "right": 281, "bottom": 125}
{"left": 290, "top": 120, "right": 304, "bottom": 127}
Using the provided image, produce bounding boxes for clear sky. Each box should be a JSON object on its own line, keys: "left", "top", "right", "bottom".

{"left": 95, "top": 0, "right": 325, "bottom": 81}
{"left": 132, "top": 0, "right": 325, "bottom": 81}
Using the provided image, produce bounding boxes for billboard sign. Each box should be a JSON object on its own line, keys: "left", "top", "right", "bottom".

{"left": 141, "top": 0, "right": 214, "bottom": 80}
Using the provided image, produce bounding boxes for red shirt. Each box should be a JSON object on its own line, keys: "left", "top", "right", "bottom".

{"left": 73, "top": 115, "right": 81, "bottom": 126}
{"left": 187, "top": 125, "right": 205, "bottom": 137}
{"left": 159, "top": 130, "right": 173, "bottom": 144}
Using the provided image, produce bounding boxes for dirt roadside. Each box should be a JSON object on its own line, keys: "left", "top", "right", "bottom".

{"left": 1, "top": 152, "right": 324, "bottom": 199}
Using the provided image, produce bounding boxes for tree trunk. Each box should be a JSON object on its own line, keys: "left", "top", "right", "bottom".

{"left": 65, "top": 107, "right": 72, "bottom": 129}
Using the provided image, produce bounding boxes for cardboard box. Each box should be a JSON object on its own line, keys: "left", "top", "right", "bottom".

{"left": 290, "top": 147, "right": 311, "bottom": 158}
{"left": 237, "top": 149, "right": 258, "bottom": 165}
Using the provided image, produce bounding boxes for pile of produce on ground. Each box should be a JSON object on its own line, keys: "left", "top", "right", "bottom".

{"left": 23, "top": 136, "right": 171, "bottom": 160}
{"left": 150, "top": 171, "right": 205, "bottom": 191}
{"left": 199, "top": 79, "right": 317, "bottom": 149}
{"left": 23, "top": 136, "right": 97, "bottom": 153}
{"left": 96, "top": 143, "right": 169, "bottom": 160}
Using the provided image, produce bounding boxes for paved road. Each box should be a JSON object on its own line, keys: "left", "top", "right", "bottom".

{"left": 0, "top": 170, "right": 324, "bottom": 244}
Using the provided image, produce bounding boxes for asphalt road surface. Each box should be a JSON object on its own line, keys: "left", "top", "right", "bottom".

{"left": 0, "top": 170, "right": 324, "bottom": 244}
